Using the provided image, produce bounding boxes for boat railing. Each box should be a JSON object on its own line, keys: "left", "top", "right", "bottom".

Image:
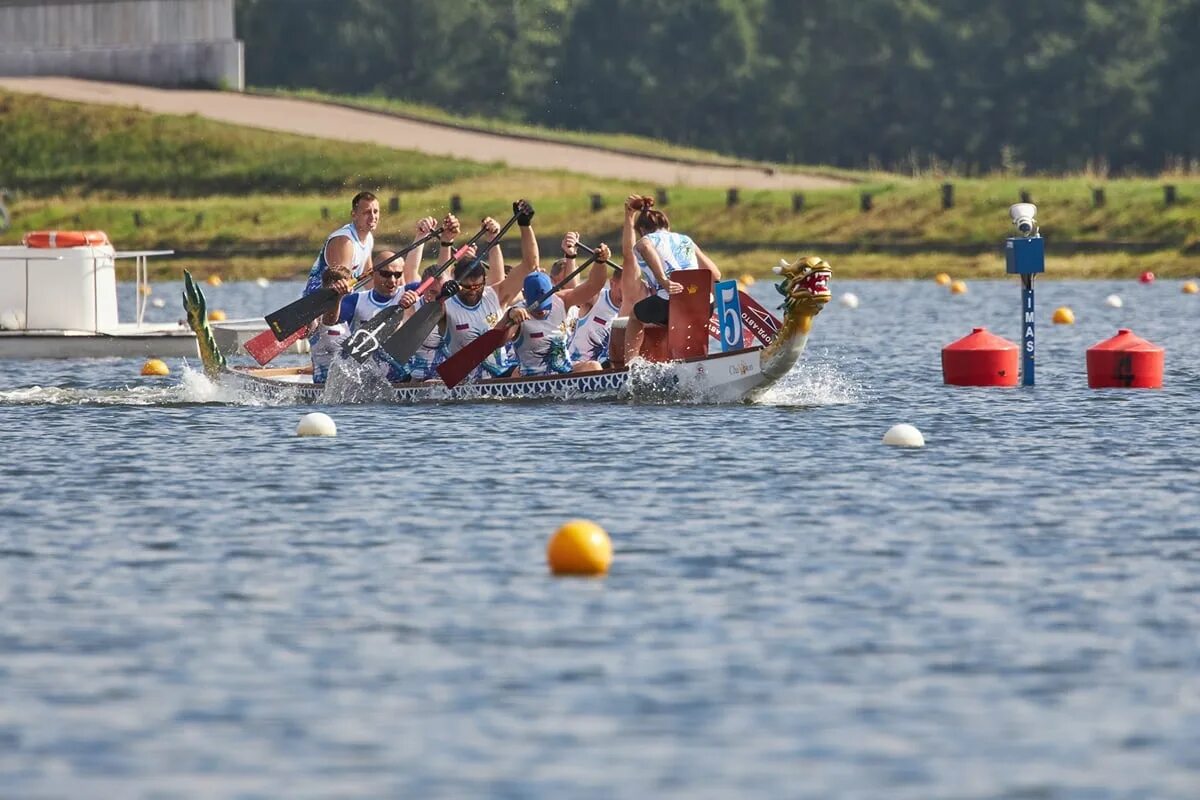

{"left": 113, "top": 250, "right": 175, "bottom": 327}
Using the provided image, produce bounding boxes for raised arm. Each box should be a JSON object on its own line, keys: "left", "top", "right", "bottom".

{"left": 479, "top": 216, "right": 504, "bottom": 287}
{"left": 438, "top": 213, "right": 461, "bottom": 269}
{"left": 560, "top": 242, "right": 611, "bottom": 310}
{"left": 404, "top": 216, "right": 438, "bottom": 283}
{"left": 495, "top": 200, "right": 539, "bottom": 307}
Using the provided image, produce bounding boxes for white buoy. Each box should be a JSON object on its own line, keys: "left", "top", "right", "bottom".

{"left": 0, "top": 309, "right": 25, "bottom": 330}
{"left": 255, "top": 277, "right": 271, "bottom": 289}
{"left": 839, "top": 292, "right": 860, "bottom": 309}
{"left": 1104, "top": 294, "right": 1123, "bottom": 308}
{"left": 296, "top": 412, "right": 337, "bottom": 437}
{"left": 151, "top": 297, "right": 166, "bottom": 308}
{"left": 883, "top": 424, "right": 925, "bottom": 448}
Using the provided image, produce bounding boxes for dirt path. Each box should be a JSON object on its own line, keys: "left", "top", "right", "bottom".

{"left": 0, "top": 77, "right": 851, "bottom": 190}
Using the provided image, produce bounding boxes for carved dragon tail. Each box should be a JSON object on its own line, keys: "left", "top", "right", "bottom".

{"left": 182, "top": 270, "right": 226, "bottom": 378}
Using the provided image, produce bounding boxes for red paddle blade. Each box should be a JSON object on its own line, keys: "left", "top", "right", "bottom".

{"left": 245, "top": 326, "right": 305, "bottom": 365}
{"left": 436, "top": 326, "right": 509, "bottom": 388}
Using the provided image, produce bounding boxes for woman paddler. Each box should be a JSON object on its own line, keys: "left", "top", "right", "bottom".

{"left": 620, "top": 194, "right": 721, "bottom": 360}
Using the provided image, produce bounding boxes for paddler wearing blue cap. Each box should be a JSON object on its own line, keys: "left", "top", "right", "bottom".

{"left": 502, "top": 241, "right": 612, "bottom": 376}
{"left": 440, "top": 201, "right": 540, "bottom": 379}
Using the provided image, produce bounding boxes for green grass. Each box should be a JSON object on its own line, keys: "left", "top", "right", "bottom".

{"left": 0, "top": 91, "right": 498, "bottom": 196}
{"left": 3, "top": 91, "right": 1199, "bottom": 279}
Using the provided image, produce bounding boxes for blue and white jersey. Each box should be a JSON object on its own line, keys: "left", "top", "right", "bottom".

{"left": 568, "top": 286, "right": 619, "bottom": 363}
{"left": 443, "top": 286, "right": 511, "bottom": 378}
{"left": 408, "top": 300, "right": 448, "bottom": 380}
{"left": 303, "top": 223, "right": 374, "bottom": 296}
{"left": 336, "top": 288, "right": 402, "bottom": 331}
{"left": 310, "top": 321, "right": 349, "bottom": 383}
{"left": 512, "top": 295, "right": 572, "bottom": 377}
{"left": 634, "top": 229, "right": 697, "bottom": 299}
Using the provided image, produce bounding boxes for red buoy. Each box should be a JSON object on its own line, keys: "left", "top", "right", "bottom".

{"left": 1138, "top": 271, "right": 1156, "bottom": 284}
{"left": 942, "top": 327, "right": 1019, "bottom": 386}
{"left": 1086, "top": 329, "right": 1164, "bottom": 389}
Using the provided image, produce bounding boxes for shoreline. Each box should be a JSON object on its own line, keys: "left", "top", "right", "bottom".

{"left": 121, "top": 250, "right": 1200, "bottom": 283}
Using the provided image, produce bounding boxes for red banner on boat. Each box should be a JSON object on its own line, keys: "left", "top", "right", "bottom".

{"left": 738, "top": 291, "right": 781, "bottom": 346}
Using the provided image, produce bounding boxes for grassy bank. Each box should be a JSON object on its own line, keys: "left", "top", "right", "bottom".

{"left": 2, "top": 91, "right": 1197, "bottom": 279}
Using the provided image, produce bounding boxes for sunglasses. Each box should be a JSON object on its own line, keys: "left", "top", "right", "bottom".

{"left": 459, "top": 282, "right": 486, "bottom": 291}
{"left": 376, "top": 270, "right": 403, "bottom": 278}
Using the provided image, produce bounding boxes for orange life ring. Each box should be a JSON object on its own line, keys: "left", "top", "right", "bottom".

{"left": 22, "top": 230, "right": 111, "bottom": 248}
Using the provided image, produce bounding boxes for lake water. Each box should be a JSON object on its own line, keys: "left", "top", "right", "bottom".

{"left": 1, "top": 277, "right": 1198, "bottom": 799}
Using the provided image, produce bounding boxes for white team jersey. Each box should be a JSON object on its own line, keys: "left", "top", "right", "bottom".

{"left": 409, "top": 298, "right": 447, "bottom": 380}
{"left": 569, "top": 286, "right": 620, "bottom": 363}
{"left": 513, "top": 295, "right": 573, "bottom": 376}
{"left": 346, "top": 289, "right": 401, "bottom": 331}
{"left": 304, "top": 222, "right": 374, "bottom": 295}
{"left": 443, "top": 286, "right": 509, "bottom": 377}
{"left": 309, "top": 321, "right": 349, "bottom": 383}
{"left": 634, "top": 229, "right": 698, "bottom": 298}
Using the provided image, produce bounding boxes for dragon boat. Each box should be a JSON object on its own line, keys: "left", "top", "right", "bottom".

{"left": 182, "top": 256, "right": 831, "bottom": 404}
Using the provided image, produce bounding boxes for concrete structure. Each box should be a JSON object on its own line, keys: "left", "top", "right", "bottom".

{"left": 0, "top": 0, "right": 242, "bottom": 90}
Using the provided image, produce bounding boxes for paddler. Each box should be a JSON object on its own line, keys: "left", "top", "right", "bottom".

{"left": 620, "top": 194, "right": 722, "bottom": 360}
{"left": 440, "top": 201, "right": 539, "bottom": 379}
{"left": 503, "top": 241, "right": 613, "bottom": 376}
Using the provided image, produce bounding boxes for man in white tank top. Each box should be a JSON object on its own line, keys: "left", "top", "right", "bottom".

{"left": 303, "top": 191, "right": 381, "bottom": 296}
{"left": 505, "top": 242, "right": 612, "bottom": 375}
{"left": 441, "top": 201, "right": 540, "bottom": 379}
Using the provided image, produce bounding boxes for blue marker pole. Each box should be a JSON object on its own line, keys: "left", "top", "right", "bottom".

{"left": 1005, "top": 235, "right": 1044, "bottom": 386}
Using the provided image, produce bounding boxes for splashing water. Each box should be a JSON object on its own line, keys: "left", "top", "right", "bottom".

{"left": 0, "top": 364, "right": 280, "bottom": 407}
{"left": 751, "top": 358, "right": 863, "bottom": 407}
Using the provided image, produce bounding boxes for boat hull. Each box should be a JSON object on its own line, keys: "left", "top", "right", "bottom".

{"left": 225, "top": 346, "right": 776, "bottom": 404}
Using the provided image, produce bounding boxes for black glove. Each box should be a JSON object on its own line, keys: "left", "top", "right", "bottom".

{"left": 439, "top": 279, "right": 461, "bottom": 299}
{"left": 514, "top": 200, "right": 535, "bottom": 227}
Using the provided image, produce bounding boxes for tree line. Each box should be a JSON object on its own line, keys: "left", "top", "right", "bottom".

{"left": 236, "top": 0, "right": 1200, "bottom": 175}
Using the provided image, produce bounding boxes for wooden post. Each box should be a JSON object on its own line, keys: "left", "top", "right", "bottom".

{"left": 792, "top": 193, "right": 805, "bottom": 213}
{"left": 1020, "top": 190, "right": 1032, "bottom": 204}
{"left": 590, "top": 194, "right": 604, "bottom": 212}
{"left": 656, "top": 187, "right": 669, "bottom": 207}
{"left": 726, "top": 188, "right": 739, "bottom": 207}
{"left": 1165, "top": 185, "right": 1177, "bottom": 206}
{"left": 133, "top": 211, "right": 143, "bottom": 227}
{"left": 321, "top": 207, "right": 330, "bottom": 220}
{"left": 194, "top": 212, "right": 205, "bottom": 227}
{"left": 941, "top": 183, "right": 954, "bottom": 209}
{"left": 450, "top": 195, "right": 463, "bottom": 214}
{"left": 389, "top": 196, "right": 400, "bottom": 213}
{"left": 860, "top": 192, "right": 873, "bottom": 212}
{"left": 1092, "top": 188, "right": 1106, "bottom": 208}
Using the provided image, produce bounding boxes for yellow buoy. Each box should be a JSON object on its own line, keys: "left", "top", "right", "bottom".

{"left": 547, "top": 519, "right": 612, "bottom": 576}
{"left": 1052, "top": 306, "right": 1075, "bottom": 325}
{"left": 935, "top": 273, "right": 952, "bottom": 286}
{"left": 138, "top": 284, "right": 153, "bottom": 296}
{"left": 950, "top": 280, "right": 968, "bottom": 295}
{"left": 205, "top": 275, "right": 223, "bottom": 287}
{"left": 1183, "top": 280, "right": 1199, "bottom": 295}
{"left": 739, "top": 274, "right": 756, "bottom": 287}
{"left": 140, "top": 358, "right": 169, "bottom": 376}
{"left": 207, "top": 309, "right": 227, "bottom": 322}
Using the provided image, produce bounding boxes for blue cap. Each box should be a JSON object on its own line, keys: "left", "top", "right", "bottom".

{"left": 522, "top": 272, "right": 554, "bottom": 312}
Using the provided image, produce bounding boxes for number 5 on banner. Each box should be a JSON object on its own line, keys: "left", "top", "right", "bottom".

{"left": 714, "top": 279, "right": 745, "bottom": 352}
